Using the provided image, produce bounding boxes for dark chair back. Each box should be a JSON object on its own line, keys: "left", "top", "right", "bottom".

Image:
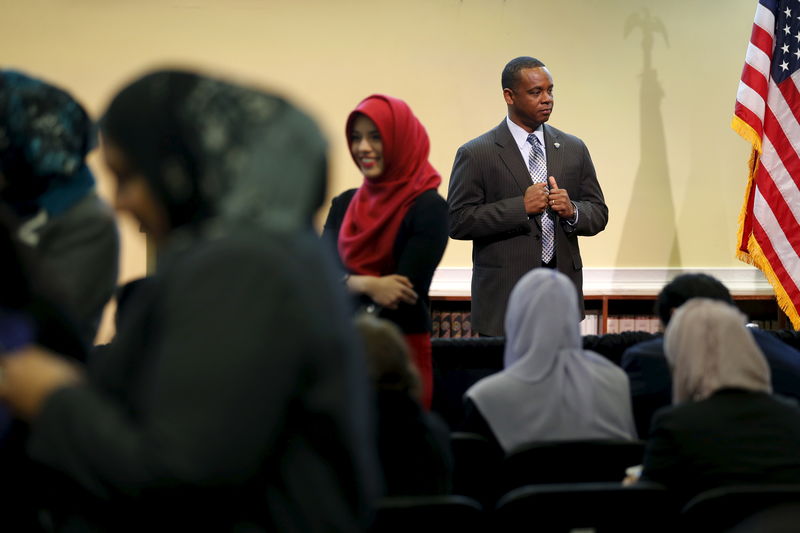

{"left": 498, "top": 439, "right": 645, "bottom": 496}
{"left": 494, "top": 481, "right": 675, "bottom": 533}
{"left": 727, "top": 503, "right": 800, "bottom": 533}
{"left": 583, "top": 331, "right": 658, "bottom": 366}
{"left": 450, "top": 432, "right": 503, "bottom": 506}
{"left": 431, "top": 337, "right": 504, "bottom": 428}
{"left": 368, "top": 494, "right": 484, "bottom": 533}
{"left": 680, "top": 485, "right": 800, "bottom": 533}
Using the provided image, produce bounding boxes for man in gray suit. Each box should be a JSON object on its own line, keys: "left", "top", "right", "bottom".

{"left": 447, "top": 56, "right": 608, "bottom": 336}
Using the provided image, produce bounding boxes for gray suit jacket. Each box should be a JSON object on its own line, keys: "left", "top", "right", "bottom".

{"left": 447, "top": 120, "right": 607, "bottom": 336}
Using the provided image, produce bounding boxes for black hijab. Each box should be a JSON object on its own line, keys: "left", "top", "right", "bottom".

{"left": 100, "top": 69, "right": 327, "bottom": 236}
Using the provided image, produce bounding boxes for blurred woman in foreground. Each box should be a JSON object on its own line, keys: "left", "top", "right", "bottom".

{"left": 0, "top": 69, "right": 378, "bottom": 532}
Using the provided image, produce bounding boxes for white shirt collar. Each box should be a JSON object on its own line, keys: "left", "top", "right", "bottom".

{"left": 506, "top": 116, "right": 545, "bottom": 162}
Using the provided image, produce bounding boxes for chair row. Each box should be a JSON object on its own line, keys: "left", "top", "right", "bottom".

{"left": 451, "top": 434, "right": 645, "bottom": 506}
{"left": 369, "top": 484, "right": 800, "bottom": 533}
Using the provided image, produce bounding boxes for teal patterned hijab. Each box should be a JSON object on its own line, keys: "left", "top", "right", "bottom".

{"left": 0, "top": 70, "right": 95, "bottom": 217}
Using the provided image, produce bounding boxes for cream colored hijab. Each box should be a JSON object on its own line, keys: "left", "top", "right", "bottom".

{"left": 664, "top": 298, "right": 771, "bottom": 404}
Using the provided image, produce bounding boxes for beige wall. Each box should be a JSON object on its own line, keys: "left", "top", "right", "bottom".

{"left": 2, "top": 0, "right": 760, "bottom": 337}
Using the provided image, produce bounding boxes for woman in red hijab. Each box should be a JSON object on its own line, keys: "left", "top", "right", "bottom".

{"left": 323, "top": 95, "right": 448, "bottom": 409}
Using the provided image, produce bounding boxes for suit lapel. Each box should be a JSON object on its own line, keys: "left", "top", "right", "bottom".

{"left": 543, "top": 125, "right": 565, "bottom": 243}
{"left": 494, "top": 120, "right": 534, "bottom": 194}
{"left": 543, "top": 125, "right": 563, "bottom": 186}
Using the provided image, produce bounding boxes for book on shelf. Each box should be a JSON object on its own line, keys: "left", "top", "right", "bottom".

{"left": 605, "top": 314, "right": 661, "bottom": 333}
{"left": 430, "top": 310, "right": 478, "bottom": 338}
{"left": 649, "top": 316, "right": 662, "bottom": 333}
{"left": 451, "top": 312, "right": 463, "bottom": 338}
{"left": 747, "top": 319, "right": 780, "bottom": 330}
{"left": 619, "top": 315, "right": 635, "bottom": 333}
{"left": 462, "top": 312, "right": 473, "bottom": 338}
{"left": 580, "top": 310, "right": 601, "bottom": 336}
{"left": 439, "top": 312, "right": 451, "bottom": 338}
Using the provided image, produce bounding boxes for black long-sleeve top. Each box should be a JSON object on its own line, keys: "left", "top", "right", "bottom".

{"left": 322, "top": 188, "right": 448, "bottom": 334}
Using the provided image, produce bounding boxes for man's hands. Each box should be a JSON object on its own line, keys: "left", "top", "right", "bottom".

{"left": 524, "top": 176, "right": 575, "bottom": 219}
{"left": 524, "top": 182, "right": 549, "bottom": 214}
{"left": 548, "top": 176, "right": 575, "bottom": 219}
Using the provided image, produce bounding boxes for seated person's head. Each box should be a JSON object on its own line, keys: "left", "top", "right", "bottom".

{"left": 0, "top": 70, "right": 94, "bottom": 219}
{"left": 354, "top": 314, "right": 421, "bottom": 402}
{"left": 504, "top": 268, "right": 582, "bottom": 371}
{"left": 664, "top": 298, "right": 771, "bottom": 403}
{"left": 656, "top": 273, "right": 734, "bottom": 327}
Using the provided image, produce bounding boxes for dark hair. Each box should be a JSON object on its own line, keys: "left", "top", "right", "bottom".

{"left": 656, "top": 273, "right": 734, "bottom": 326}
{"left": 501, "top": 56, "right": 546, "bottom": 91}
{"left": 354, "top": 314, "right": 421, "bottom": 399}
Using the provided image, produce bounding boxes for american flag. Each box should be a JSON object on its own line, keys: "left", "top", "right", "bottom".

{"left": 734, "top": 0, "right": 800, "bottom": 329}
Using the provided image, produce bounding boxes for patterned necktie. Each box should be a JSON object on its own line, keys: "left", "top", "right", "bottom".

{"left": 527, "top": 133, "right": 555, "bottom": 263}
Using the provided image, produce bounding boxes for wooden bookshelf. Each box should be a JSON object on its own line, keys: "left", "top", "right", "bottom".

{"left": 588, "top": 294, "right": 787, "bottom": 333}
{"left": 431, "top": 293, "right": 789, "bottom": 335}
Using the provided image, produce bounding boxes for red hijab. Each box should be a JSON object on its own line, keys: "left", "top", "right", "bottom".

{"left": 338, "top": 95, "right": 441, "bottom": 276}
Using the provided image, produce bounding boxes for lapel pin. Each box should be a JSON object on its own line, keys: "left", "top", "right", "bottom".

{"left": 554, "top": 142, "right": 560, "bottom": 149}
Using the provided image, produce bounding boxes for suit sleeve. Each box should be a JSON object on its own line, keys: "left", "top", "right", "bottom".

{"left": 563, "top": 140, "right": 607, "bottom": 237}
{"left": 447, "top": 145, "right": 531, "bottom": 240}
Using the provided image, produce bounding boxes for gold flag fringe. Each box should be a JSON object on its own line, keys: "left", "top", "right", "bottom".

{"left": 732, "top": 116, "right": 800, "bottom": 329}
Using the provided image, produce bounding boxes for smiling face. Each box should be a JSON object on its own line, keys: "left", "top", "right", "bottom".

{"left": 504, "top": 66, "right": 554, "bottom": 132}
{"left": 350, "top": 114, "right": 384, "bottom": 179}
